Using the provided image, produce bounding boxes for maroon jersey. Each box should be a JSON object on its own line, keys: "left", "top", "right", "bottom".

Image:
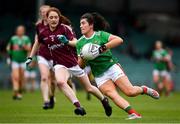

{"left": 38, "top": 23, "right": 78, "bottom": 68}
{"left": 36, "top": 21, "right": 52, "bottom": 60}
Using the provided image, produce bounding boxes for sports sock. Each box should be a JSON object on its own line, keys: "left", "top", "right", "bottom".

{"left": 73, "top": 101, "right": 81, "bottom": 108}
{"left": 101, "top": 97, "right": 107, "bottom": 105}
{"left": 13, "top": 90, "right": 19, "bottom": 96}
{"left": 124, "top": 106, "right": 140, "bottom": 116}
{"left": 142, "top": 86, "right": 147, "bottom": 94}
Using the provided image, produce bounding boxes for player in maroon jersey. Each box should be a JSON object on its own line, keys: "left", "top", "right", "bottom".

{"left": 26, "top": 7, "right": 112, "bottom": 116}
{"left": 27, "top": 5, "right": 56, "bottom": 109}
{"left": 27, "top": 5, "right": 76, "bottom": 110}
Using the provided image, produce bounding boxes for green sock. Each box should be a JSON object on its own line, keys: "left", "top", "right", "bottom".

{"left": 124, "top": 106, "right": 132, "bottom": 112}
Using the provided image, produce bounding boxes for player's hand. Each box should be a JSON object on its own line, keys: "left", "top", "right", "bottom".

{"left": 6, "top": 57, "right": 11, "bottom": 65}
{"left": 91, "top": 44, "right": 101, "bottom": 58}
{"left": 80, "top": 52, "right": 84, "bottom": 59}
{"left": 57, "top": 35, "right": 69, "bottom": 44}
{"left": 98, "top": 44, "right": 107, "bottom": 53}
{"left": 25, "top": 57, "right": 32, "bottom": 68}
{"left": 91, "top": 44, "right": 107, "bottom": 57}
{"left": 18, "top": 43, "right": 23, "bottom": 49}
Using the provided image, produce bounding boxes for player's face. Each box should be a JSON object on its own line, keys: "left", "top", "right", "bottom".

{"left": 47, "top": 11, "right": 60, "bottom": 29}
{"left": 40, "top": 7, "right": 50, "bottom": 20}
{"left": 155, "top": 41, "right": 162, "bottom": 50}
{"left": 16, "top": 26, "right": 25, "bottom": 37}
{"left": 80, "top": 18, "right": 93, "bottom": 35}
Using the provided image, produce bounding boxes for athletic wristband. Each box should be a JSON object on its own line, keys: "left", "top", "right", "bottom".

{"left": 27, "top": 57, "right": 32, "bottom": 60}
{"left": 99, "top": 44, "right": 107, "bottom": 53}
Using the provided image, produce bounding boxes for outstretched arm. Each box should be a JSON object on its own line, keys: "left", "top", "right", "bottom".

{"left": 29, "top": 34, "right": 40, "bottom": 58}
{"left": 25, "top": 34, "right": 41, "bottom": 67}
{"left": 68, "top": 38, "right": 78, "bottom": 47}
{"left": 57, "top": 35, "right": 77, "bottom": 47}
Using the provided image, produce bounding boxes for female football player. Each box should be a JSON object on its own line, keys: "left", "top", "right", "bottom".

{"left": 75, "top": 12, "right": 160, "bottom": 119}
{"left": 152, "top": 41, "right": 172, "bottom": 96}
{"left": 26, "top": 5, "right": 56, "bottom": 109}
{"left": 30, "top": 5, "right": 76, "bottom": 109}
{"left": 7, "top": 25, "right": 31, "bottom": 100}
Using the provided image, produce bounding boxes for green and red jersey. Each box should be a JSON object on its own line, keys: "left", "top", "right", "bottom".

{"left": 76, "top": 31, "right": 119, "bottom": 76}
{"left": 7, "top": 35, "right": 31, "bottom": 63}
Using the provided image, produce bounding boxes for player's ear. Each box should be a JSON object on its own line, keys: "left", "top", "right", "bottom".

{"left": 90, "top": 24, "right": 93, "bottom": 29}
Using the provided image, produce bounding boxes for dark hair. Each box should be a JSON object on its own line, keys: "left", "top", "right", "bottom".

{"left": 80, "top": 12, "right": 110, "bottom": 31}
{"left": 46, "top": 7, "right": 71, "bottom": 26}
{"left": 61, "top": 15, "right": 72, "bottom": 26}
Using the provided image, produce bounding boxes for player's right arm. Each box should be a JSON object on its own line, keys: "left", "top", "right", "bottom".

{"left": 29, "top": 34, "right": 41, "bottom": 58}
{"left": 6, "top": 38, "right": 12, "bottom": 55}
{"left": 25, "top": 34, "right": 41, "bottom": 66}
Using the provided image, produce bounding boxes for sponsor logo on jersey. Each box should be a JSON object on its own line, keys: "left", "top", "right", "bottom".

{"left": 48, "top": 43, "right": 64, "bottom": 50}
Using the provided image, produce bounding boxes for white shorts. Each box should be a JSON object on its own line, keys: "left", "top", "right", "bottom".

{"left": 84, "top": 66, "right": 91, "bottom": 74}
{"left": 11, "top": 61, "right": 26, "bottom": 69}
{"left": 54, "top": 64, "right": 85, "bottom": 78}
{"left": 25, "top": 70, "right": 36, "bottom": 78}
{"left": 166, "top": 72, "right": 172, "bottom": 80}
{"left": 37, "top": 56, "right": 53, "bottom": 69}
{"left": 153, "top": 69, "right": 169, "bottom": 77}
{"left": 95, "top": 64, "right": 126, "bottom": 88}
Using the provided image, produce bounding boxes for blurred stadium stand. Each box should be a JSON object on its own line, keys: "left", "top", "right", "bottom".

{"left": 0, "top": 0, "right": 180, "bottom": 90}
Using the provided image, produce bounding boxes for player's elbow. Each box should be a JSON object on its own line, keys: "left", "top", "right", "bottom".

{"left": 113, "top": 36, "right": 123, "bottom": 46}
{"left": 117, "top": 37, "right": 123, "bottom": 45}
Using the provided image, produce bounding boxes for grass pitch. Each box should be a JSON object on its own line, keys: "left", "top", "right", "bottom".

{"left": 0, "top": 90, "right": 180, "bottom": 123}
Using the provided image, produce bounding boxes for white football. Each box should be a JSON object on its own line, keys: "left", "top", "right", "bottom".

{"left": 80, "top": 43, "right": 100, "bottom": 60}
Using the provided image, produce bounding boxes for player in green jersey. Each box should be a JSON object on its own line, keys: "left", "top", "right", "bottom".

{"left": 152, "top": 41, "right": 172, "bottom": 96}
{"left": 6, "top": 25, "right": 31, "bottom": 100}
{"left": 165, "top": 47, "right": 175, "bottom": 94}
{"left": 75, "top": 12, "right": 160, "bottom": 119}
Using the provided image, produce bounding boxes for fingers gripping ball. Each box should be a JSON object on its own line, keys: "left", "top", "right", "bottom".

{"left": 80, "top": 43, "right": 100, "bottom": 60}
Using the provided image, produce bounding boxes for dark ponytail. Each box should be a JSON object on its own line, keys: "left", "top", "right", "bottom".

{"left": 81, "top": 12, "right": 110, "bottom": 31}
{"left": 92, "top": 12, "right": 110, "bottom": 31}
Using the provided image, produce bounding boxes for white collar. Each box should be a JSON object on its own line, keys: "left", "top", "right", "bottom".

{"left": 84, "top": 32, "right": 95, "bottom": 40}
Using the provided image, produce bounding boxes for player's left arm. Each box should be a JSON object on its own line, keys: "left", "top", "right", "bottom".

{"left": 162, "top": 50, "right": 170, "bottom": 62}
{"left": 23, "top": 37, "right": 32, "bottom": 51}
{"left": 57, "top": 25, "right": 78, "bottom": 47}
{"left": 98, "top": 31, "right": 123, "bottom": 53}
{"left": 105, "top": 34, "right": 123, "bottom": 49}
{"left": 68, "top": 38, "right": 77, "bottom": 46}
{"left": 23, "top": 44, "right": 31, "bottom": 51}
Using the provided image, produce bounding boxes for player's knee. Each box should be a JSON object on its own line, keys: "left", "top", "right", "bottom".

{"left": 56, "top": 80, "right": 66, "bottom": 88}
{"left": 13, "top": 76, "right": 19, "bottom": 81}
{"left": 104, "top": 90, "right": 114, "bottom": 98}
{"left": 153, "top": 79, "right": 159, "bottom": 84}
{"left": 153, "top": 77, "right": 159, "bottom": 83}
{"left": 41, "top": 76, "right": 48, "bottom": 82}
